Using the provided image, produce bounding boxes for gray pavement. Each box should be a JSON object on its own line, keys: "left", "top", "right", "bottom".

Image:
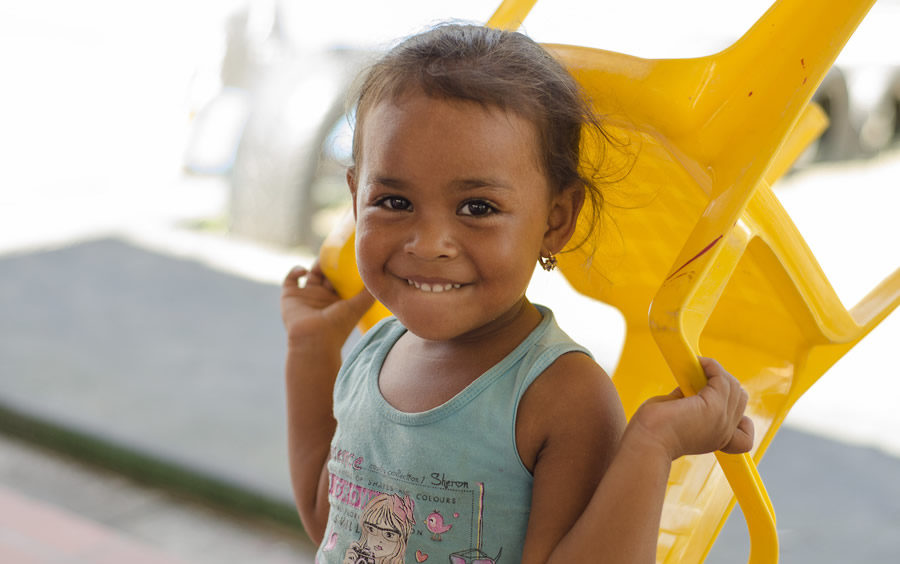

{"left": 0, "top": 238, "right": 318, "bottom": 562}
{"left": 0, "top": 238, "right": 293, "bottom": 504}
{"left": 0, "top": 235, "right": 898, "bottom": 562}
{"left": 0, "top": 433, "right": 316, "bottom": 564}
{"left": 709, "top": 428, "right": 900, "bottom": 562}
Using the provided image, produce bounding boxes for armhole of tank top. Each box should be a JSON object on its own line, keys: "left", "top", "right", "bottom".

{"left": 510, "top": 344, "right": 592, "bottom": 478}
{"left": 335, "top": 317, "right": 399, "bottom": 389}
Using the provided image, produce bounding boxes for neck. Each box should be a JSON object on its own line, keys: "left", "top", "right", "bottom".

{"left": 406, "top": 298, "right": 541, "bottom": 363}
{"left": 379, "top": 299, "right": 543, "bottom": 413}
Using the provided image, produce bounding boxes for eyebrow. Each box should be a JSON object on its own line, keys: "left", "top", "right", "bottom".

{"left": 453, "top": 178, "right": 513, "bottom": 191}
{"left": 370, "top": 175, "right": 409, "bottom": 189}
{"left": 369, "top": 175, "right": 512, "bottom": 192}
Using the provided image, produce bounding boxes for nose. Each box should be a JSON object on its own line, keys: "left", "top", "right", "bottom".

{"left": 404, "top": 214, "right": 458, "bottom": 260}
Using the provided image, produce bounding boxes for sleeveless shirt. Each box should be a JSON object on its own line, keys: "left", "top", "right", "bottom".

{"left": 316, "top": 305, "right": 591, "bottom": 564}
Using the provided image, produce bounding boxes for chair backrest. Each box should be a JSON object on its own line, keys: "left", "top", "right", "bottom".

{"left": 320, "top": 0, "right": 900, "bottom": 561}
{"left": 507, "top": 0, "right": 895, "bottom": 562}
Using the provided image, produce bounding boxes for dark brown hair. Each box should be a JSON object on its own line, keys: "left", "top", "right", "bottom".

{"left": 349, "top": 23, "right": 616, "bottom": 246}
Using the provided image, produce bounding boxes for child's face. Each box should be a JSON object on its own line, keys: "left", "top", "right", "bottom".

{"left": 350, "top": 92, "right": 562, "bottom": 342}
{"left": 362, "top": 520, "right": 401, "bottom": 557}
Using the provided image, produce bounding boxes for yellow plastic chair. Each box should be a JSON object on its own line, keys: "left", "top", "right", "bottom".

{"left": 319, "top": 0, "right": 900, "bottom": 561}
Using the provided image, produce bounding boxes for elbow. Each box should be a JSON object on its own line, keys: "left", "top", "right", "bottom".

{"left": 300, "top": 517, "right": 325, "bottom": 547}
{"left": 292, "top": 481, "right": 330, "bottom": 546}
{"left": 294, "top": 496, "right": 327, "bottom": 546}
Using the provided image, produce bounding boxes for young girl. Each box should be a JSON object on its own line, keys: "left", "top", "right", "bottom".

{"left": 281, "top": 24, "right": 753, "bottom": 563}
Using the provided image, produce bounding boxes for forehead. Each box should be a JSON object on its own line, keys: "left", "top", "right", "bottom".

{"left": 357, "top": 92, "right": 544, "bottom": 181}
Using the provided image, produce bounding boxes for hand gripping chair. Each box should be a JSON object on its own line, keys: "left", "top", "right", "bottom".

{"left": 318, "top": 0, "right": 900, "bottom": 561}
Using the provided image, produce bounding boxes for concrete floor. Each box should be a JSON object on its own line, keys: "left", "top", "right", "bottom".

{"left": 0, "top": 433, "right": 316, "bottom": 564}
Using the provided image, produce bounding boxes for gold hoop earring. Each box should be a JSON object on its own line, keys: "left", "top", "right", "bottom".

{"left": 539, "top": 254, "right": 558, "bottom": 272}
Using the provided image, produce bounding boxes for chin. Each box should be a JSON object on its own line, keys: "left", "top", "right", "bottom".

{"left": 403, "top": 307, "right": 519, "bottom": 343}
{"left": 397, "top": 316, "right": 466, "bottom": 341}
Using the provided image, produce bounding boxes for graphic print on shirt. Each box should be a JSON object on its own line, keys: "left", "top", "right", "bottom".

{"left": 321, "top": 446, "right": 505, "bottom": 563}
{"left": 448, "top": 482, "right": 502, "bottom": 564}
{"left": 343, "top": 493, "right": 416, "bottom": 564}
{"left": 425, "top": 510, "right": 452, "bottom": 540}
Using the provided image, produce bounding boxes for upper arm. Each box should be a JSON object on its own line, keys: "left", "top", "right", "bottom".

{"left": 515, "top": 352, "right": 626, "bottom": 563}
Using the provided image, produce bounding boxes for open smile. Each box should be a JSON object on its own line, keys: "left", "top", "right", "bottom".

{"left": 407, "top": 279, "right": 463, "bottom": 293}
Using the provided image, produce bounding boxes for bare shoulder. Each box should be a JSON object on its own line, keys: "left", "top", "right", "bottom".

{"left": 516, "top": 351, "right": 625, "bottom": 472}
{"left": 515, "top": 352, "right": 627, "bottom": 561}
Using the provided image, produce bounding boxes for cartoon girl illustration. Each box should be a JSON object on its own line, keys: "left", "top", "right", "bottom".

{"left": 344, "top": 493, "right": 415, "bottom": 564}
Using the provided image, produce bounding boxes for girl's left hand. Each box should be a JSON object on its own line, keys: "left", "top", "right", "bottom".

{"left": 630, "top": 357, "right": 755, "bottom": 461}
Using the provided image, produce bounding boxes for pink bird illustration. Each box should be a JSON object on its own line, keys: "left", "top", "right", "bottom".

{"left": 426, "top": 510, "right": 453, "bottom": 541}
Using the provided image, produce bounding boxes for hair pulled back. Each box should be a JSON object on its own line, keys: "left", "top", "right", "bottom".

{"left": 349, "top": 23, "right": 611, "bottom": 245}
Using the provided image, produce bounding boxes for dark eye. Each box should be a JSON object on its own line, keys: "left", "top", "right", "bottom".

{"left": 376, "top": 196, "right": 411, "bottom": 211}
{"left": 459, "top": 200, "right": 496, "bottom": 217}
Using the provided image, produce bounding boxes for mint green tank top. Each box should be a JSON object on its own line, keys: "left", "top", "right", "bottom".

{"left": 316, "top": 305, "right": 591, "bottom": 564}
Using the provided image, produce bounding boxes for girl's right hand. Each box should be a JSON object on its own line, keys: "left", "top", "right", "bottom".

{"left": 280, "top": 262, "right": 375, "bottom": 349}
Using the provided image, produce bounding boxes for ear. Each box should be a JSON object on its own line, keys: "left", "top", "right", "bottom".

{"left": 347, "top": 168, "right": 359, "bottom": 220}
{"left": 543, "top": 184, "right": 585, "bottom": 255}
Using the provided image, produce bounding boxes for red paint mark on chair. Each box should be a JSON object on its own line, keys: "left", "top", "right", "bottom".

{"left": 665, "top": 235, "right": 724, "bottom": 282}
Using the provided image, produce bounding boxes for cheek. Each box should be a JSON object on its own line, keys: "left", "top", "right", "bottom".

{"left": 486, "top": 221, "right": 545, "bottom": 263}
{"left": 353, "top": 222, "right": 382, "bottom": 276}
{"left": 353, "top": 223, "right": 399, "bottom": 307}
{"left": 472, "top": 232, "right": 540, "bottom": 290}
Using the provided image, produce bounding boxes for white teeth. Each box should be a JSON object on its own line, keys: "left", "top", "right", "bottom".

{"left": 407, "top": 280, "right": 462, "bottom": 293}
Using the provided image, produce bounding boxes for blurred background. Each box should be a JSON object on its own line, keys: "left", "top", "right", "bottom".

{"left": 0, "top": 1, "right": 898, "bottom": 563}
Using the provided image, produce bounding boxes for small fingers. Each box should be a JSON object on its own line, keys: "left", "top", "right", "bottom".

{"left": 699, "top": 357, "right": 754, "bottom": 453}
{"left": 721, "top": 415, "right": 755, "bottom": 454}
{"left": 283, "top": 265, "right": 309, "bottom": 288}
{"left": 306, "top": 262, "right": 337, "bottom": 292}
{"left": 283, "top": 262, "right": 338, "bottom": 292}
{"left": 698, "top": 357, "right": 728, "bottom": 381}
{"left": 699, "top": 357, "right": 744, "bottom": 403}
{"left": 735, "top": 385, "right": 749, "bottom": 417}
